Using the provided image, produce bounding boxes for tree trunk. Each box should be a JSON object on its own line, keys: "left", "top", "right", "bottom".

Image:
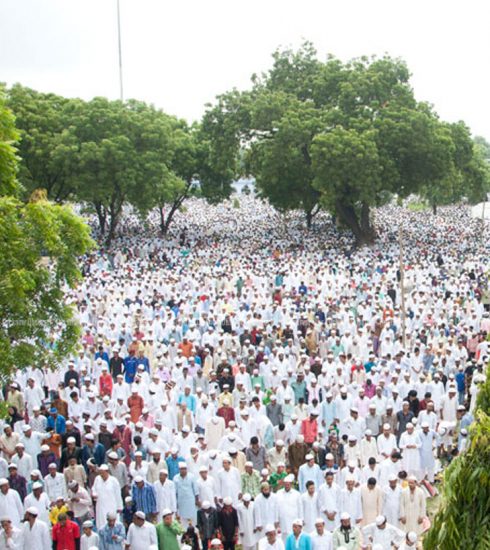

{"left": 335, "top": 201, "right": 375, "bottom": 246}
{"left": 161, "top": 199, "right": 181, "bottom": 235}
{"left": 432, "top": 202, "right": 437, "bottom": 215}
{"left": 94, "top": 203, "right": 106, "bottom": 235}
{"left": 305, "top": 210, "right": 312, "bottom": 230}
{"left": 158, "top": 206, "right": 165, "bottom": 234}
{"left": 360, "top": 201, "right": 376, "bottom": 242}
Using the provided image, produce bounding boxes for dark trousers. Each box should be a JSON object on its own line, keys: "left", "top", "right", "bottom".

{"left": 223, "top": 541, "right": 235, "bottom": 550}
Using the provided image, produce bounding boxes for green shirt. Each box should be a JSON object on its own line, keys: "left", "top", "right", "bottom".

{"left": 156, "top": 521, "right": 183, "bottom": 550}
{"left": 241, "top": 471, "right": 262, "bottom": 497}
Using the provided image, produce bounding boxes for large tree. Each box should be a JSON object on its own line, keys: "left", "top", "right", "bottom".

{"left": 0, "top": 89, "right": 93, "bottom": 378}
{"left": 203, "top": 44, "right": 481, "bottom": 243}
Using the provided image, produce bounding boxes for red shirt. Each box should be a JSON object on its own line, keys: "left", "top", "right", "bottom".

{"left": 52, "top": 520, "right": 80, "bottom": 550}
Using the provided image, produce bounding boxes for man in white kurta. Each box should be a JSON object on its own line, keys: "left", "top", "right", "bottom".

{"left": 339, "top": 478, "right": 362, "bottom": 525}
{"left": 92, "top": 467, "right": 123, "bottom": 529}
{"left": 22, "top": 508, "right": 51, "bottom": 550}
{"left": 418, "top": 423, "right": 438, "bottom": 483}
{"left": 399, "top": 479, "right": 426, "bottom": 535}
{"left": 0, "top": 479, "right": 23, "bottom": 527}
{"left": 362, "top": 515, "right": 405, "bottom": 549}
{"left": 382, "top": 476, "right": 402, "bottom": 527}
{"left": 310, "top": 518, "right": 333, "bottom": 550}
{"left": 300, "top": 482, "right": 320, "bottom": 533}
{"left": 153, "top": 470, "right": 177, "bottom": 514}
{"left": 126, "top": 512, "right": 158, "bottom": 550}
{"left": 254, "top": 483, "right": 280, "bottom": 537}
{"left": 237, "top": 494, "right": 257, "bottom": 550}
{"left": 277, "top": 476, "right": 302, "bottom": 540}
{"left": 399, "top": 424, "right": 421, "bottom": 480}
{"left": 216, "top": 458, "right": 241, "bottom": 506}
{"left": 317, "top": 473, "right": 340, "bottom": 532}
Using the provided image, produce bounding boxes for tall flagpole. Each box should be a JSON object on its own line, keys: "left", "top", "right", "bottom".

{"left": 116, "top": 0, "right": 124, "bottom": 101}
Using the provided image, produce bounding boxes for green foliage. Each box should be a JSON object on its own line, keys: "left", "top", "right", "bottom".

{"left": 203, "top": 43, "right": 484, "bottom": 243}
{"left": 424, "top": 367, "right": 490, "bottom": 549}
{"left": 7, "top": 86, "right": 228, "bottom": 241}
{"left": 0, "top": 90, "right": 94, "bottom": 379}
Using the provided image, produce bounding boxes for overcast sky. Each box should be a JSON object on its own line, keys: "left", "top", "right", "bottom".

{"left": 1, "top": 0, "right": 489, "bottom": 138}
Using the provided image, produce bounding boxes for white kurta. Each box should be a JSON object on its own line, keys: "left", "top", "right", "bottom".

{"left": 92, "top": 475, "right": 123, "bottom": 528}
{"left": 254, "top": 493, "right": 280, "bottom": 531}
{"left": 217, "top": 467, "right": 241, "bottom": 505}
{"left": 310, "top": 531, "right": 333, "bottom": 550}
{"left": 21, "top": 519, "right": 51, "bottom": 550}
{"left": 126, "top": 522, "right": 158, "bottom": 550}
{"left": 237, "top": 501, "right": 257, "bottom": 548}
{"left": 400, "top": 487, "right": 426, "bottom": 535}
{"left": 277, "top": 488, "right": 302, "bottom": 538}
{"left": 382, "top": 485, "right": 402, "bottom": 527}
{"left": 300, "top": 492, "right": 320, "bottom": 533}
{"left": 154, "top": 479, "right": 177, "bottom": 513}
{"left": 0, "top": 490, "right": 24, "bottom": 527}
{"left": 418, "top": 430, "right": 437, "bottom": 482}
{"left": 24, "top": 492, "right": 51, "bottom": 525}
{"left": 317, "top": 483, "right": 341, "bottom": 532}
{"left": 339, "top": 488, "right": 362, "bottom": 524}
{"left": 399, "top": 432, "right": 422, "bottom": 478}
{"left": 362, "top": 522, "right": 405, "bottom": 548}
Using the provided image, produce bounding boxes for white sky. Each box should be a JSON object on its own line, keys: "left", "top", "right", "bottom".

{"left": 1, "top": 0, "right": 489, "bottom": 138}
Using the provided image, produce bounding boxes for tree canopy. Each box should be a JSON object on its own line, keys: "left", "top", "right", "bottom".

{"left": 202, "top": 43, "right": 489, "bottom": 243}
{"left": 0, "top": 88, "right": 93, "bottom": 378}
{"left": 7, "top": 85, "right": 235, "bottom": 242}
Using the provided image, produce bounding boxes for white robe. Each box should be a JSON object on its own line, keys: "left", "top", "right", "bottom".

{"left": 217, "top": 467, "right": 241, "bottom": 505}
{"left": 317, "top": 483, "right": 341, "bottom": 532}
{"left": 237, "top": 501, "right": 257, "bottom": 548}
{"left": 300, "top": 492, "right": 320, "bottom": 533}
{"left": 339, "top": 488, "right": 362, "bottom": 524}
{"left": 21, "top": 519, "right": 51, "bottom": 550}
{"left": 0, "top": 490, "right": 23, "bottom": 527}
{"left": 399, "top": 432, "right": 421, "bottom": 478}
{"left": 24, "top": 492, "right": 50, "bottom": 525}
{"left": 362, "top": 522, "right": 405, "bottom": 549}
{"left": 310, "top": 531, "right": 333, "bottom": 550}
{"left": 254, "top": 493, "right": 280, "bottom": 531}
{"left": 126, "top": 522, "right": 158, "bottom": 550}
{"left": 277, "top": 488, "right": 302, "bottom": 538}
{"left": 382, "top": 485, "right": 402, "bottom": 527}
{"left": 92, "top": 475, "right": 123, "bottom": 528}
{"left": 154, "top": 479, "right": 177, "bottom": 514}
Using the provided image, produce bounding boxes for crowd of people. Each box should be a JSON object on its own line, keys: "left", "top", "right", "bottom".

{"left": 0, "top": 195, "right": 488, "bottom": 550}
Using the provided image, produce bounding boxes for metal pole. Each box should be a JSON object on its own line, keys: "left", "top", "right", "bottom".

{"left": 116, "top": 0, "right": 124, "bottom": 101}
{"left": 399, "top": 225, "right": 407, "bottom": 347}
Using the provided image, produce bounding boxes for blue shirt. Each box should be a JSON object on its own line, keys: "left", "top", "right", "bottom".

{"left": 132, "top": 482, "right": 157, "bottom": 515}
{"left": 99, "top": 521, "right": 125, "bottom": 550}
{"left": 47, "top": 414, "right": 66, "bottom": 435}
{"left": 285, "top": 532, "right": 313, "bottom": 550}
{"left": 124, "top": 356, "right": 138, "bottom": 384}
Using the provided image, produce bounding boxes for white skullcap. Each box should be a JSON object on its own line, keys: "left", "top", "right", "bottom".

{"left": 375, "top": 515, "right": 386, "bottom": 526}
{"left": 223, "top": 496, "right": 233, "bottom": 506}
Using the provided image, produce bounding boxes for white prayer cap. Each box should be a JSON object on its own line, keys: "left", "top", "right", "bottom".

{"left": 325, "top": 453, "right": 334, "bottom": 460}
{"left": 314, "top": 518, "right": 325, "bottom": 525}
{"left": 261, "top": 468, "right": 269, "bottom": 476}
{"left": 406, "top": 422, "right": 414, "bottom": 429}
{"left": 162, "top": 508, "right": 173, "bottom": 517}
{"left": 276, "top": 439, "right": 284, "bottom": 446}
{"left": 0, "top": 479, "right": 8, "bottom": 486}
{"left": 388, "top": 474, "right": 398, "bottom": 482}
{"left": 26, "top": 506, "right": 39, "bottom": 516}
{"left": 365, "top": 429, "right": 372, "bottom": 436}
{"left": 48, "top": 462, "right": 57, "bottom": 469}
{"left": 223, "top": 496, "right": 233, "bottom": 505}
{"left": 108, "top": 452, "right": 118, "bottom": 460}
{"left": 408, "top": 475, "right": 417, "bottom": 481}
{"left": 265, "top": 524, "right": 276, "bottom": 533}
{"left": 178, "top": 462, "right": 188, "bottom": 469}
{"left": 345, "top": 475, "right": 356, "bottom": 483}
{"left": 199, "top": 465, "right": 208, "bottom": 472}
{"left": 421, "top": 421, "right": 430, "bottom": 428}
{"left": 242, "top": 493, "right": 252, "bottom": 502}
{"left": 292, "top": 518, "right": 303, "bottom": 526}
{"left": 305, "top": 453, "right": 314, "bottom": 460}
{"left": 340, "top": 512, "right": 351, "bottom": 521}
{"left": 210, "top": 539, "right": 222, "bottom": 546}
{"left": 383, "top": 423, "right": 391, "bottom": 430}
{"left": 407, "top": 532, "right": 418, "bottom": 543}
{"left": 245, "top": 461, "right": 253, "bottom": 468}
{"left": 22, "top": 425, "right": 31, "bottom": 432}
{"left": 135, "top": 511, "right": 145, "bottom": 520}
{"left": 284, "top": 474, "right": 295, "bottom": 483}
{"left": 32, "top": 482, "right": 43, "bottom": 490}
{"left": 99, "top": 464, "right": 109, "bottom": 471}
{"left": 41, "top": 444, "right": 50, "bottom": 452}
{"left": 375, "top": 515, "right": 386, "bottom": 526}
{"left": 134, "top": 475, "right": 144, "bottom": 483}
